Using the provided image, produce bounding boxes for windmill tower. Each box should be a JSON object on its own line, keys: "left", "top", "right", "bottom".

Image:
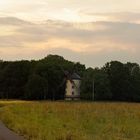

{"left": 65, "top": 72, "right": 81, "bottom": 100}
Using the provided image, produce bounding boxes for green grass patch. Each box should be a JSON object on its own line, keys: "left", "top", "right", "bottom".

{"left": 0, "top": 101, "right": 140, "bottom": 140}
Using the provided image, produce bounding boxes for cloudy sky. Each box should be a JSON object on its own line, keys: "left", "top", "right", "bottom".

{"left": 0, "top": 0, "right": 140, "bottom": 67}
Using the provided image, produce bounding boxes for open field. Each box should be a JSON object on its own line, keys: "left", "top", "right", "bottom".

{"left": 0, "top": 101, "right": 140, "bottom": 140}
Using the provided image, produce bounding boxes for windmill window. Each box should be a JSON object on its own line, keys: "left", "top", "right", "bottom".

{"left": 72, "top": 85, "right": 74, "bottom": 89}
{"left": 72, "top": 92, "right": 74, "bottom": 95}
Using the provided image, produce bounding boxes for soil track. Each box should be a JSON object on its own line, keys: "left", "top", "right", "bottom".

{"left": 0, "top": 121, "right": 24, "bottom": 140}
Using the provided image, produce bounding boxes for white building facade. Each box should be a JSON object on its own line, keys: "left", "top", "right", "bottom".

{"left": 65, "top": 73, "right": 81, "bottom": 100}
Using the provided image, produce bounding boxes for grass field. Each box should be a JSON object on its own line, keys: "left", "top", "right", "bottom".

{"left": 0, "top": 101, "right": 140, "bottom": 140}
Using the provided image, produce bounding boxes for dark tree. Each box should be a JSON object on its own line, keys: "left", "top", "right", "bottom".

{"left": 0, "top": 55, "right": 139, "bottom": 102}
{"left": 26, "top": 74, "right": 47, "bottom": 100}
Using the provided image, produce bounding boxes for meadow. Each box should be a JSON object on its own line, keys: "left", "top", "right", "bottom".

{"left": 0, "top": 101, "right": 140, "bottom": 140}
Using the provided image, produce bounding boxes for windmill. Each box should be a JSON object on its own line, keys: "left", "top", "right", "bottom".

{"left": 60, "top": 67, "right": 81, "bottom": 100}
{"left": 65, "top": 72, "right": 81, "bottom": 100}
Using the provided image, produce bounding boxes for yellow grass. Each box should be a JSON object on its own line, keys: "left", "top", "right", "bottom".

{"left": 0, "top": 101, "right": 140, "bottom": 140}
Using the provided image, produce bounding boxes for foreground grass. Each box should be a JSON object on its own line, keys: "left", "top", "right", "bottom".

{"left": 0, "top": 101, "right": 140, "bottom": 140}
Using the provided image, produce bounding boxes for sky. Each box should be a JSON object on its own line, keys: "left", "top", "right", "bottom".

{"left": 0, "top": 0, "right": 140, "bottom": 67}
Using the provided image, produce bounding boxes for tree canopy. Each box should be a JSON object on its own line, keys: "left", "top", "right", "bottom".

{"left": 0, "top": 55, "right": 139, "bottom": 102}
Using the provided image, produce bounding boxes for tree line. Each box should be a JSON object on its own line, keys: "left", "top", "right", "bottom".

{"left": 0, "top": 55, "right": 139, "bottom": 102}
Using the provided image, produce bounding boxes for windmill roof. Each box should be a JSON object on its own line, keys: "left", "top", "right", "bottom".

{"left": 71, "top": 73, "right": 81, "bottom": 80}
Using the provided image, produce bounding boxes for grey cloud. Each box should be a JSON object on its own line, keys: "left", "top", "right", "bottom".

{"left": 83, "top": 12, "right": 140, "bottom": 23}
{"left": 35, "top": 20, "right": 140, "bottom": 45}
{"left": 48, "top": 47, "right": 140, "bottom": 68}
{"left": 0, "top": 35, "right": 24, "bottom": 47}
{"left": 42, "top": 21, "right": 140, "bottom": 46}
{"left": 0, "top": 17, "right": 32, "bottom": 26}
{"left": 1, "top": 17, "right": 140, "bottom": 47}
{"left": 0, "top": 17, "right": 140, "bottom": 67}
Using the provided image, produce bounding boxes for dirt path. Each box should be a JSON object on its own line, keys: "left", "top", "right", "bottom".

{"left": 0, "top": 121, "right": 24, "bottom": 140}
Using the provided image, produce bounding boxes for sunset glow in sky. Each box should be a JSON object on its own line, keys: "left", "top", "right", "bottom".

{"left": 0, "top": 0, "right": 140, "bottom": 67}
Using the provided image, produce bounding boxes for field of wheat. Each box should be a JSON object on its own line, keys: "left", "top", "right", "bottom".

{"left": 0, "top": 101, "right": 140, "bottom": 140}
